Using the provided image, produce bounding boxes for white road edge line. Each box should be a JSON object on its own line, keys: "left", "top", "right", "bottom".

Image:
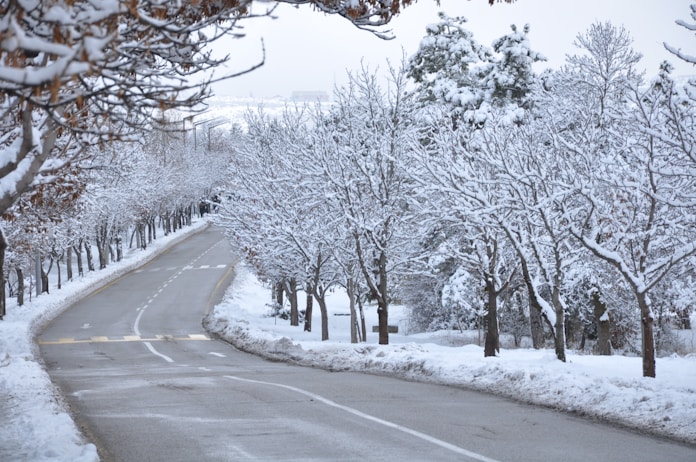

{"left": 223, "top": 375, "right": 500, "bottom": 462}
{"left": 134, "top": 301, "right": 174, "bottom": 363}
{"left": 144, "top": 341, "right": 174, "bottom": 363}
{"left": 134, "top": 308, "right": 145, "bottom": 335}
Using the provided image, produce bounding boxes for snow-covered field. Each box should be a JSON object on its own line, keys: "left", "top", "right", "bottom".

{"left": 1, "top": 219, "right": 695, "bottom": 461}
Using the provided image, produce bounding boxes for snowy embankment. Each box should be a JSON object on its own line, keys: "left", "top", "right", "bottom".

{"left": 205, "top": 263, "right": 696, "bottom": 446}
{"left": 0, "top": 220, "right": 209, "bottom": 462}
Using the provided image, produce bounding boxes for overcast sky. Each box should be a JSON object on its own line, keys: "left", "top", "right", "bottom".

{"left": 209, "top": 0, "right": 695, "bottom": 99}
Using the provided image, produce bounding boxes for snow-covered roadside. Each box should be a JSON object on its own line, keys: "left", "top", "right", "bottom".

{"left": 0, "top": 220, "right": 209, "bottom": 462}
{"left": 204, "top": 262, "right": 696, "bottom": 446}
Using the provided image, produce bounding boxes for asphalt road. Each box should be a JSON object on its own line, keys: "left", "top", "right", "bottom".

{"left": 38, "top": 226, "right": 696, "bottom": 462}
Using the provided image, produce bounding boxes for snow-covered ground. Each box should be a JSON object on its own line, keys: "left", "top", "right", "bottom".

{"left": 1, "top": 219, "right": 695, "bottom": 461}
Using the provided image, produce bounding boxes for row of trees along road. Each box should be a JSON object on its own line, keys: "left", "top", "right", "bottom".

{"left": 0, "top": 1, "right": 428, "bottom": 318}
{"left": 217, "top": 9, "right": 696, "bottom": 378}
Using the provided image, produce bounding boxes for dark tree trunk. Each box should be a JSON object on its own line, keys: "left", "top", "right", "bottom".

{"left": 347, "top": 278, "right": 358, "bottom": 343}
{"left": 108, "top": 238, "right": 116, "bottom": 263}
{"left": 56, "top": 256, "right": 62, "bottom": 290}
{"left": 529, "top": 299, "right": 545, "bottom": 349}
{"left": 164, "top": 212, "right": 171, "bottom": 235}
{"left": 515, "top": 248, "right": 546, "bottom": 349}
{"left": 96, "top": 243, "right": 107, "bottom": 269}
{"left": 85, "top": 240, "right": 95, "bottom": 272}
{"left": 484, "top": 276, "right": 499, "bottom": 357}
{"left": 316, "top": 293, "right": 329, "bottom": 341}
{"left": 0, "top": 230, "right": 6, "bottom": 320}
{"left": 166, "top": 212, "right": 173, "bottom": 234}
{"left": 66, "top": 246, "right": 73, "bottom": 281}
{"left": 377, "top": 300, "right": 388, "bottom": 345}
{"left": 304, "top": 290, "right": 313, "bottom": 332}
{"left": 115, "top": 236, "right": 123, "bottom": 261}
{"left": 138, "top": 223, "right": 147, "bottom": 250}
{"left": 40, "top": 266, "right": 49, "bottom": 294}
{"left": 274, "top": 281, "right": 284, "bottom": 311}
{"left": 637, "top": 291, "right": 656, "bottom": 378}
{"left": 73, "top": 243, "right": 84, "bottom": 277}
{"left": 592, "top": 290, "right": 612, "bottom": 355}
{"left": 148, "top": 218, "right": 156, "bottom": 243}
{"left": 287, "top": 278, "right": 299, "bottom": 327}
{"left": 354, "top": 231, "right": 389, "bottom": 344}
{"left": 96, "top": 224, "right": 109, "bottom": 270}
{"left": 16, "top": 267, "right": 24, "bottom": 307}
{"left": 377, "top": 251, "right": 389, "bottom": 345}
{"left": 552, "top": 285, "right": 566, "bottom": 362}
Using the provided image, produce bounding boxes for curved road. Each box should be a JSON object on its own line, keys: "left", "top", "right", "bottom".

{"left": 38, "top": 226, "right": 696, "bottom": 461}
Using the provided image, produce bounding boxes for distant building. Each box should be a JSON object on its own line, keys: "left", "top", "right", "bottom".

{"left": 291, "top": 91, "right": 330, "bottom": 102}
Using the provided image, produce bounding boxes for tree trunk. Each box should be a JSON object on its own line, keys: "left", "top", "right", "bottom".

{"left": 108, "top": 238, "right": 116, "bottom": 263}
{"left": 40, "top": 266, "right": 49, "bottom": 294}
{"left": 637, "top": 291, "right": 656, "bottom": 378}
{"left": 66, "top": 246, "right": 73, "bottom": 281}
{"left": 56, "top": 256, "right": 62, "bottom": 290}
{"left": 357, "top": 292, "right": 367, "bottom": 342}
{"left": 73, "top": 242, "right": 84, "bottom": 276}
{"left": 592, "top": 290, "right": 612, "bottom": 355}
{"left": 148, "top": 219, "right": 155, "bottom": 243}
{"left": 97, "top": 242, "right": 107, "bottom": 269}
{"left": 116, "top": 236, "right": 123, "bottom": 261}
{"left": 96, "top": 225, "right": 108, "bottom": 270}
{"left": 552, "top": 286, "right": 566, "bottom": 362}
{"left": 315, "top": 293, "right": 329, "bottom": 341}
{"left": 484, "top": 276, "right": 499, "bottom": 357}
{"left": 529, "top": 299, "right": 545, "bottom": 349}
{"left": 0, "top": 230, "right": 6, "bottom": 320}
{"left": 138, "top": 223, "right": 147, "bottom": 250}
{"left": 347, "top": 278, "right": 358, "bottom": 344}
{"left": 377, "top": 300, "right": 388, "bottom": 345}
{"left": 274, "top": 281, "right": 284, "bottom": 312}
{"left": 377, "top": 251, "right": 389, "bottom": 345}
{"left": 304, "top": 290, "right": 313, "bottom": 332}
{"left": 85, "top": 240, "right": 95, "bottom": 272}
{"left": 287, "top": 278, "right": 299, "bottom": 327}
{"left": 164, "top": 211, "right": 171, "bottom": 235}
{"left": 16, "top": 267, "right": 24, "bottom": 307}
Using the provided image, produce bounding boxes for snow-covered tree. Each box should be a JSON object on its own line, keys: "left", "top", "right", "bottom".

{"left": 407, "top": 21, "right": 551, "bottom": 358}
{"left": 406, "top": 13, "right": 492, "bottom": 123}
{"left": 559, "top": 24, "right": 696, "bottom": 377}
{"left": 311, "top": 64, "right": 420, "bottom": 345}
{"left": 407, "top": 14, "right": 544, "bottom": 125}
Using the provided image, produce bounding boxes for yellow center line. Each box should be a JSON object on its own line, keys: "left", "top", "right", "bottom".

{"left": 38, "top": 335, "right": 211, "bottom": 345}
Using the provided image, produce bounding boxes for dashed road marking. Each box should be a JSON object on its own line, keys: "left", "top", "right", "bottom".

{"left": 137, "top": 265, "right": 227, "bottom": 273}
{"left": 38, "top": 334, "right": 211, "bottom": 345}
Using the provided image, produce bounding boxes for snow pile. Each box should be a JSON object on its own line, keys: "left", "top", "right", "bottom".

{"left": 205, "top": 263, "right": 696, "bottom": 445}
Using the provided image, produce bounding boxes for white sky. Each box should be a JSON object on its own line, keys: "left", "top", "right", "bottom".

{"left": 210, "top": 0, "right": 695, "bottom": 98}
